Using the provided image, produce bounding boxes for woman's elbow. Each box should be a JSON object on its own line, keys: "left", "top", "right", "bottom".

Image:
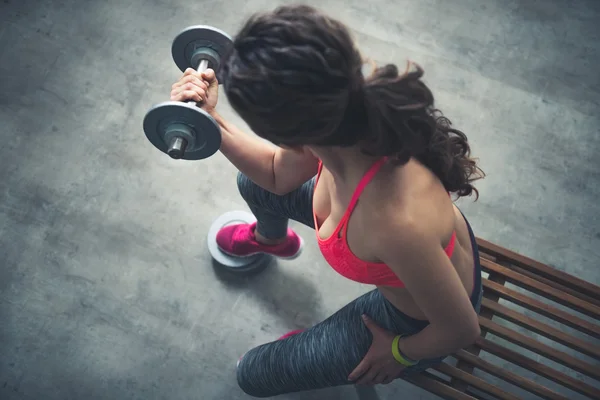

{"left": 445, "top": 317, "right": 480, "bottom": 349}
{"left": 459, "top": 320, "right": 481, "bottom": 347}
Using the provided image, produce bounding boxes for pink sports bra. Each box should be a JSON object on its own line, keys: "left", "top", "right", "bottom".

{"left": 312, "top": 157, "right": 456, "bottom": 288}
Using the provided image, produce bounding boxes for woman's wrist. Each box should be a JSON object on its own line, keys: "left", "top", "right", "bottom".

{"left": 207, "top": 110, "right": 235, "bottom": 151}
{"left": 208, "top": 109, "right": 223, "bottom": 125}
{"left": 392, "top": 335, "right": 419, "bottom": 366}
{"left": 399, "top": 336, "right": 419, "bottom": 363}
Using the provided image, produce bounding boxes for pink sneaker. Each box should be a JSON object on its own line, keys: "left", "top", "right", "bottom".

{"left": 277, "top": 329, "right": 304, "bottom": 340}
{"left": 216, "top": 222, "right": 303, "bottom": 259}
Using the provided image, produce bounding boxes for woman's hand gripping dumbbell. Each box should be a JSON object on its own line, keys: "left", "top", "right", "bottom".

{"left": 170, "top": 68, "right": 219, "bottom": 114}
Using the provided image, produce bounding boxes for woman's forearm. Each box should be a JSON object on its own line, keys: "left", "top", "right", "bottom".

{"left": 398, "top": 323, "right": 479, "bottom": 361}
{"left": 210, "top": 110, "right": 278, "bottom": 192}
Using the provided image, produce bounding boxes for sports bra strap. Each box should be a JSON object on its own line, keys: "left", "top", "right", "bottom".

{"left": 344, "top": 157, "right": 388, "bottom": 215}
{"left": 315, "top": 157, "right": 388, "bottom": 236}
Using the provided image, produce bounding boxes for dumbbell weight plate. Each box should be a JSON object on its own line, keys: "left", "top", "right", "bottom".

{"left": 143, "top": 25, "right": 232, "bottom": 160}
{"left": 143, "top": 101, "right": 221, "bottom": 160}
{"left": 171, "top": 25, "right": 233, "bottom": 82}
{"left": 207, "top": 210, "right": 271, "bottom": 273}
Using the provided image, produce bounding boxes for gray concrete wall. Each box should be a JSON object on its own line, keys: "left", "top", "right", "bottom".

{"left": 0, "top": 0, "right": 598, "bottom": 399}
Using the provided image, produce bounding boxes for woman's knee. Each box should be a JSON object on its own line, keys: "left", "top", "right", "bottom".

{"left": 236, "top": 353, "right": 270, "bottom": 398}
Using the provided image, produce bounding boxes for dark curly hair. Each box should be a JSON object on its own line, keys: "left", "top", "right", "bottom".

{"left": 221, "top": 5, "right": 484, "bottom": 198}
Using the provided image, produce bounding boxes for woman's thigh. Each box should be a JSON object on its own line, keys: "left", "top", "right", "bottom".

{"left": 236, "top": 289, "right": 443, "bottom": 398}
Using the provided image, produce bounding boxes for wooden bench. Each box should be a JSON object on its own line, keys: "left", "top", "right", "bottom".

{"left": 404, "top": 238, "right": 600, "bottom": 400}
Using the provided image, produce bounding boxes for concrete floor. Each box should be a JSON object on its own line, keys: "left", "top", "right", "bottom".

{"left": 1, "top": 0, "right": 599, "bottom": 399}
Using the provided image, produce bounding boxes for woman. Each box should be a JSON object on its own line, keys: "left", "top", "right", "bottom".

{"left": 170, "top": 5, "right": 485, "bottom": 398}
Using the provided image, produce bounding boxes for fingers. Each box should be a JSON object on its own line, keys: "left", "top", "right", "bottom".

{"left": 170, "top": 86, "right": 205, "bottom": 102}
{"left": 349, "top": 357, "right": 404, "bottom": 385}
{"left": 372, "top": 372, "right": 389, "bottom": 385}
{"left": 183, "top": 67, "right": 198, "bottom": 77}
{"left": 182, "top": 67, "right": 217, "bottom": 84}
{"left": 355, "top": 367, "right": 378, "bottom": 385}
{"left": 201, "top": 68, "right": 217, "bottom": 83}
{"left": 361, "top": 314, "right": 379, "bottom": 334}
{"left": 356, "top": 371, "right": 397, "bottom": 386}
{"left": 171, "top": 89, "right": 202, "bottom": 103}
{"left": 350, "top": 357, "right": 376, "bottom": 385}
{"left": 170, "top": 76, "right": 208, "bottom": 102}
{"left": 171, "top": 67, "right": 218, "bottom": 104}
{"left": 348, "top": 359, "right": 370, "bottom": 382}
{"left": 171, "top": 74, "right": 208, "bottom": 91}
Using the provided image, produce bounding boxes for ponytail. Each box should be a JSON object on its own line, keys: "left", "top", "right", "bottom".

{"left": 360, "top": 62, "right": 484, "bottom": 199}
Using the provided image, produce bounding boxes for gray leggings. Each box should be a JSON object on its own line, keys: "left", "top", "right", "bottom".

{"left": 235, "top": 172, "right": 483, "bottom": 398}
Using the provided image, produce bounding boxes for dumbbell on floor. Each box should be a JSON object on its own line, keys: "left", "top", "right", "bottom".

{"left": 207, "top": 210, "right": 272, "bottom": 274}
{"left": 143, "top": 25, "right": 233, "bottom": 160}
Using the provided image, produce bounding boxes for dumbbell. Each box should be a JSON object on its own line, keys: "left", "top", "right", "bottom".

{"left": 143, "top": 25, "right": 233, "bottom": 160}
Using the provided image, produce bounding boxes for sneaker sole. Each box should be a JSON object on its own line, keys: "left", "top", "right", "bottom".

{"left": 218, "top": 236, "right": 305, "bottom": 260}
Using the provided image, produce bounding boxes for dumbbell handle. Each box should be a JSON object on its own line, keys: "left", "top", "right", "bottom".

{"left": 167, "top": 58, "right": 210, "bottom": 158}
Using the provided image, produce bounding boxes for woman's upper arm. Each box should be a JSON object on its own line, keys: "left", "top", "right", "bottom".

{"left": 272, "top": 146, "right": 320, "bottom": 195}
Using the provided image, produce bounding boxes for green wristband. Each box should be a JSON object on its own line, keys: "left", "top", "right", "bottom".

{"left": 392, "top": 335, "right": 418, "bottom": 366}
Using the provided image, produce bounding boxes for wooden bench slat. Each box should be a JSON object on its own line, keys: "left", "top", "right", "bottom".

{"left": 481, "top": 259, "right": 600, "bottom": 319}
{"left": 480, "top": 297, "right": 600, "bottom": 360}
{"left": 478, "top": 317, "right": 600, "bottom": 380}
{"left": 451, "top": 274, "right": 507, "bottom": 392}
{"left": 433, "top": 363, "right": 521, "bottom": 400}
{"left": 451, "top": 350, "right": 480, "bottom": 392}
{"left": 453, "top": 349, "right": 568, "bottom": 400}
{"left": 476, "top": 238, "right": 600, "bottom": 301}
{"left": 411, "top": 239, "right": 600, "bottom": 400}
{"left": 482, "top": 279, "right": 600, "bottom": 339}
{"left": 405, "top": 372, "right": 477, "bottom": 400}
{"left": 476, "top": 337, "right": 600, "bottom": 399}
{"left": 452, "top": 273, "right": 507, "bottom": 391}
{"left": 508, "top": 263, "right": 600, "bottom": 308}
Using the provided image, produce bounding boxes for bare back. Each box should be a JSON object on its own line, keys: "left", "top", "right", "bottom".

{"left": 313, "top": 158, "right": 476, "bottom": 320}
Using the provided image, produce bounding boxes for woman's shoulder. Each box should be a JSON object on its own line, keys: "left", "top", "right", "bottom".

{"left": 364, "top": 159, "right": 455, "bottom": 241}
